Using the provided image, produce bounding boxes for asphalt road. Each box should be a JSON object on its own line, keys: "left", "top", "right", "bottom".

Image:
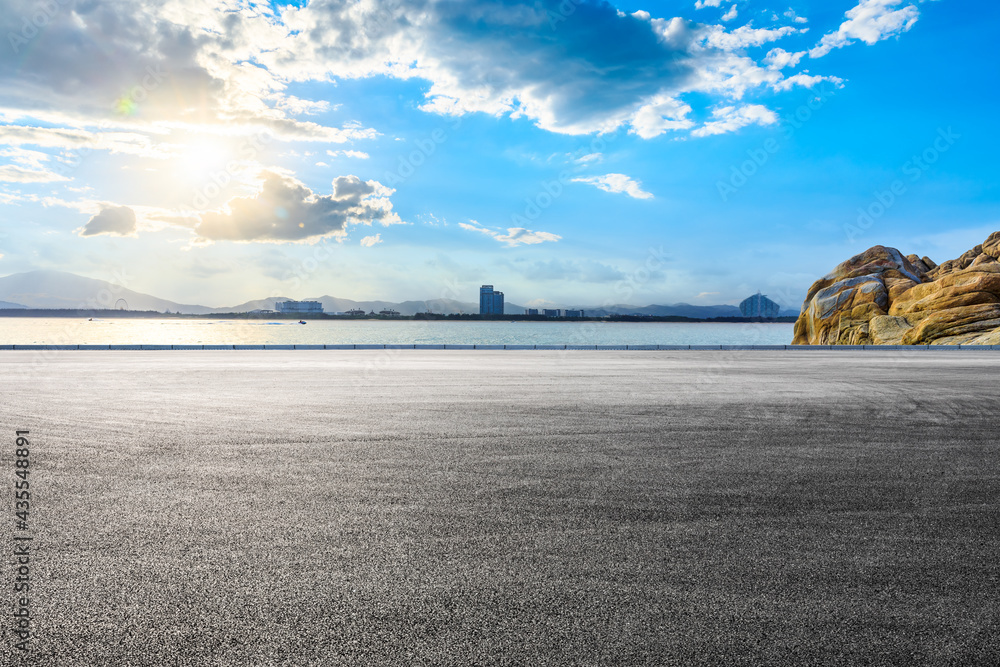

{"left": 2, "top": 350, "right": 999, "bottom": 666}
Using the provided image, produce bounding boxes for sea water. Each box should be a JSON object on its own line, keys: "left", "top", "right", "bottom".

{"left": 0, "top": 318, "right": 794, "bottom": 346}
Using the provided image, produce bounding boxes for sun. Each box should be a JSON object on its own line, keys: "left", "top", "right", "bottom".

{"left": 170, "top": 138, "right": 251, "bottom": 192}
{"left": 177, "top": 140, "right": 229, "bottom": 177}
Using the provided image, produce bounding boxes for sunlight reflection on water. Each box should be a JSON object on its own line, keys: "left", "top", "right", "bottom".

{"left": 0, "top": 318, "right": 794, "bottom": 346}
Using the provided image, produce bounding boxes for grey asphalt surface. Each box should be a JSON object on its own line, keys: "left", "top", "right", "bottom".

{"left": 2, "top": 350, "right": 999, "bottom": 666}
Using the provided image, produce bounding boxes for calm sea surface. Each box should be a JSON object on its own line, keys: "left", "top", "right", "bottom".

{"left": 0, "top": 318, "right": 794, "bottom": 346}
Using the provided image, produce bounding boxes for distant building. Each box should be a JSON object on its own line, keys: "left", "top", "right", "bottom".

{"left": 276, "top": 300, "right": 323, "bottom": 314}
{"left": 346, "top": 309, "right": 366, "bottom": 316}
{"left": 480, "top": 285, "right": 504, "bottom": 315}
{"left": 564, "top": 309, "right": 583, "bottom": 318}
{"left": 526, "top": 308, "right": 539, "bottom": 316}
{"left": 739, "top": 292, "right": 781, "bottom": 319}
{"left": 379, "top": 309, "right": 400, "bottom": 317}
{"left": 543, "top": 309, "right": 561, "bottom": 318}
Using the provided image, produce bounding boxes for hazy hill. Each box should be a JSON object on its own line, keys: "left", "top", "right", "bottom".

{"left": 573, "top": 303, "right": 798, "bottom": 318}
{"left": 0, "top": 270, "right": 215, "bottom": 313}
{"left": 0, "top": 270, "right": 793, "bottom": 317}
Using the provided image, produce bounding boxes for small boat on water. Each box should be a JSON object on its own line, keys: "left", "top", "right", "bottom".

{"left": 298, "top": 320, "right": 307, "bottom": 324}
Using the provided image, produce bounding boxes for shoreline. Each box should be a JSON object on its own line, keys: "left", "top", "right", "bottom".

{"left": 1, "top": 343, "right": 997, "bottom": 350}
{"left": 0, "top": 310, "right": 798, "bottom": 323}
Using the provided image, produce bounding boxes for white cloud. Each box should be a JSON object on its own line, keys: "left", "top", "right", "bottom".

{"left": 0, "top": 165, "right": 68, "bottom": 183}
{"left": 0, "top": 0, "right": 928, "bottom": 184}
{"left": 0, "top": 124, "right": 174, "bottom": 159}
{"left": 630, "top": 97, "right": 694, "bottom": 139}
{"left": 459, "top": 221, "right": 561, "bottom": 247}
{"left": 811, "top": 0, "right": 920, "bottom": 58}
{"left": 571, "top": 174, "right": 654, "bottom": 200}
{"left": 764, "top": 48, "right": 807, "bottom": 69}
{"left": 191, "top": 170, "right": 399, "bottom": 243}
{"left": 692, "top": 105, "right": 778, "bottom": 137}
{"left": 267, "top": 2, "right": 822, "bottom": 139}
{"left": 0, "top": 0, "right": 378, "bottom": 184}
{"left": 784, "top": 9, "right": 809, "bottom": 24}
{"left": 702, "top": 25, "right": 806, "bottom": 51}
{"left": 360, "top": 233, "right": 383, "bottom": 247}
{"left": 79, "top": 205, "right": 137, "bottom": 237}
{"left": 773, "top": 73, "right": 844, "bottom": 91}
{"left": 575, "top": 153, "right": 603, "bottom": 164}
{"left": 0, "top": 146, "right": 51, "bottom": 170}
{"left": 272, "top": 95, "right": 333, "bottom": 116}
{"left": 327, "top": 149, "right": 370, "bottom": 159}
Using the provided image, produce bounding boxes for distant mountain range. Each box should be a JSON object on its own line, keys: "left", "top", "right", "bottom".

{"left": 0, "top": 270, "right": 798, "bottom": 317}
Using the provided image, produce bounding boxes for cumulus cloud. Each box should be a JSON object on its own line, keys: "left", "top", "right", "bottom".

{"left": 0, "top": 0, "right": 377, "bottom": 172}
{"left": 80, "top": 205, "right": 137, "bottom": 237}
{"left": 459, "top": 221, "right": 561, "bottom": 247}
{"left": 267, "top": 1, "right": 820, "bottom": 138}
{"left": 691, "top": 104, "right": 778, "bottom": 137}
{"left": 764, "top": 48, "right": 807, "bottom": 69}
{"left": 192, "top": 171, "right": 399, "bottom": 243}
{"left": 811, "top": 0, "right": 920, "bottom": 58}
{"left": 721, "top": 6, "right": 738, "bottom": 22}
{"left": 0, "top": 0, "right": 930, "bottom": 200}
{"left": 630, "top": 97, "right": 695, "bottom": 139}
{"left": 571, "top": 174, "right": 654, "bottom": 200}
{"left": 360, "top": 233, "right": 383, "bottom": 247}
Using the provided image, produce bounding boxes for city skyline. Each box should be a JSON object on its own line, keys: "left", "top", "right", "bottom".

{"left": 0, "top": 1, "right": 996, "bottom": 310}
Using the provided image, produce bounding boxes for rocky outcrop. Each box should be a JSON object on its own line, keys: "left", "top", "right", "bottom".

{"left": 793, "top": 231, "right": 1000, "bottom": 345}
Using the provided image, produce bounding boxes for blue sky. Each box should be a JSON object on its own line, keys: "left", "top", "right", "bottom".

{"left": 0, "top": 0, "right": 996, "bottom": 309}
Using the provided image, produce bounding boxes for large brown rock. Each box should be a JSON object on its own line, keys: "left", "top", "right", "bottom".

{"left": 793, "top": 232, "right": 1000, "bottom": 345}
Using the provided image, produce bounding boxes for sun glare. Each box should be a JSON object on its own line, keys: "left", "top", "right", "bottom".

{"left": 171, "top": 138, "right": 252, "bottom": 191}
